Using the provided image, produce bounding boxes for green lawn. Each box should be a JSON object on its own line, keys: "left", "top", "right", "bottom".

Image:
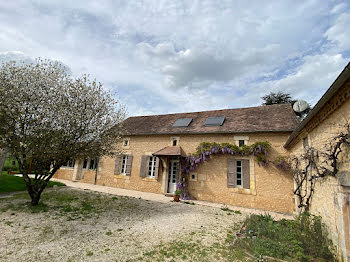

{"left": 0, "top": 174, "right": 65, "bottom": 193}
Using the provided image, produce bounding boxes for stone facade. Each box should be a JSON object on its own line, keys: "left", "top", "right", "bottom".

{"left": 287, "top": 80, "right": 350, "bottom": 261}
{"left": 55, "top": 132, "right": 295, "bottom": 214}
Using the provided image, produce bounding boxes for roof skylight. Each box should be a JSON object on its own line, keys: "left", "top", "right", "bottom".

{"left": 204, "top": 116, "right": 225, "bottom": 126}
{"left": 172, "top": 118, "right": 193, "bottom": 127}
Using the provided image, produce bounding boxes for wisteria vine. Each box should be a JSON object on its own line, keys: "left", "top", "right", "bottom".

{"left": 176, "top": 141, "right": 271, "bottom": 200}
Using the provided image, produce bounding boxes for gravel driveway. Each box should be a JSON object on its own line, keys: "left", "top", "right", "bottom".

{"left": 0, "top": 187, "right": 252, "bottom": 262}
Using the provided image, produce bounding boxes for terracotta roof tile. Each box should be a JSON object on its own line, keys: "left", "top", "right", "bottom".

{"left": 123, "top": 104, "right": 299, "bottom": 135}
{"left": 153, "top": 146, "right": 186, "bottom": 157}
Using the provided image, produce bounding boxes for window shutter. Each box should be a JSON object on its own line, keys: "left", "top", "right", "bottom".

{"left": 140, "top": 155, "right": 148, "bottom": 178}
{"left": 154, "top": 157, "right": 160, "bottom": 179}
{"left": 242, "top": 159, "right": 250, "bottom": 189}
{"left": 227, "top": 158, "right": 235, "bottom": 187}
{"left": 114, "top": 154, "right": 121, "bottom": 175}
{"left": 125, "top": 155, "right": 133, "bottom": 176}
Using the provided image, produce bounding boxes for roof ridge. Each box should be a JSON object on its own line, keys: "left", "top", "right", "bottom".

{"left": 127, "top": 103, "right": 292, "bottom": 119}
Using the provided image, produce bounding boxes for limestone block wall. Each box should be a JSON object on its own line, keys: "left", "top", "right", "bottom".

{"left": 54, "top": 132, "right": 294, "bottom": 213}
{"left": 90, "top": 132, "right": 293, "bottom": 213}
{"left": 288, "top": 85, "right": 350, "bottom": 261}
{"left": 55, "top": 168, "right": 74, "bottom": 180}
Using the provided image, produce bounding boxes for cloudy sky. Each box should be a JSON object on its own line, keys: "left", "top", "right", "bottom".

{"left": 0, "top": 0, "right": 349, "bottom": 116}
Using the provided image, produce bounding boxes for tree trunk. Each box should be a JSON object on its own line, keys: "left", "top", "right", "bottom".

{"left": 0, "top": 148, "right": 8, "bottom": 178}
{"left": 30, "top": 191, "right": 42, "bottom": 206}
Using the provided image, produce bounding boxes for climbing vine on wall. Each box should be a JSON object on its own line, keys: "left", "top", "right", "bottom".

{"left": 288, "top": 123, "right": 350, "bottom": 212}
{"left": 177, "top": 141, "right": 271, "bottom": 200}
{"left": 180, "top": 141, "right": 271, "bottom": 175}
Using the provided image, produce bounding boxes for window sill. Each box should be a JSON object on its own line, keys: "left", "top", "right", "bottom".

{"left": 114, "top": 174, "right": 130, "bottom": 180}
{"left": 142, "top": 177, "right": 158, "bottom": 182}
{"left": 229, "top": 187, "right": 256, "bottom": 195}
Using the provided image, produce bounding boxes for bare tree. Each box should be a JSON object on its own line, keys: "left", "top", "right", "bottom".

{"left": 0, "top": 59, "right": 126, "bottom": 205}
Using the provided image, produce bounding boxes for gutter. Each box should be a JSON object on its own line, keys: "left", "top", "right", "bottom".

{"left": 124, "top": 129, "right": 296, "bottom": 136}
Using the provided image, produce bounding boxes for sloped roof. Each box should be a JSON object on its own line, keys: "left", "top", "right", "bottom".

{"left": 153, "top": 146, "right": 186, "bottom": 157}
{"left": 284, "top": 62, "right": 350, "bottom": 149}
{"left": 123, "top": 104, "right": 298, "bottom": 136}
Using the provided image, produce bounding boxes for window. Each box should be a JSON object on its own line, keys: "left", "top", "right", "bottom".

{"left": 123, "top": 138, "right": 130, "bottom": 147}
{"left": 236, "top": 160, "right": 243, "bottom": 187}
{"left": 303, "top": 136, "right": 309, "bottom": 149}
{"left": 173, "top": 118, "right": 192, "bottom": 127}
{"left": 89, "top": 159, "right": 98, "bottom": 170}
{"left": 204, "top": 116, "right": 225, "bottom": 126}
{"left": 83, "top": 158, "right": 98, "bottom": 170}
{"left": 190, "top": 173, "right": 197, "bottom": 181}
{"left": 172, "top": 138, "right": 177, "bottom": 146}
{"left": 234, "top": 136, "right": 249, "bottom": 147}
{"left": 171, "top": 137, "right": 179, "bottom": 146}
{"left": 147, "top": 156, "right": 157, "bottom": 177}
{"left": 115, "top": 155, "right": 133, "bottom": 176}
{"left": 83, "top": 159, "right": 88, "bottom": 169}
{"left": 63, "top": 159, "right": 75, "bottom": 168}
{"left": 227, "top": 159, "right": 250, "bottom": 189}
{"left": 120, "top": 155, "right": 128, "bottom": 174}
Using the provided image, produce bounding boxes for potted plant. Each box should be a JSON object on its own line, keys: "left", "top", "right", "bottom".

{"left": 174, "top": 189, "right": 182, "bottom": 202}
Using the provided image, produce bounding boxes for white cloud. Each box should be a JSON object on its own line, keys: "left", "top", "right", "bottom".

{"left": 0, "top": 0, "right": 349, "bottom": 115}
{"left": 324, "top": 12, "right": 350, "bottom": 52}
{"left": 251, "top": 54, "right": 348, "bottom": 105}
{"left": 0, "top": 51, "right": 31, "bottom": 64}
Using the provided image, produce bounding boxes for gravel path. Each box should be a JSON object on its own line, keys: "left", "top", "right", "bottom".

{"left": 0, "top": 180, "right": 293, "bottom": 262}
{"left": 0, "top": 187, "right": 247, "bottom": 262}
{"left": 52, "top": 178, "right": 293, "bottom": 220}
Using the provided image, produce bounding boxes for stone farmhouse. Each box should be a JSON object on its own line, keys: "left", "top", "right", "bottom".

{"left": 55, "top": 103, "right": 298, "bottom": 214}
{"left": 55, "top": 61, "right": 350, "bottom": 260}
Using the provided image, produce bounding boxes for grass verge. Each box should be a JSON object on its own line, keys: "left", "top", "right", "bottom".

{"left": 0, "top": 174, "right": 65, "bottom": 193}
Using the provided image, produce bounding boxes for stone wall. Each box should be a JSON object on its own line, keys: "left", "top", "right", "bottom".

{"left": 55, "top": 132, "right": 295, "bottom": 214}
{"left": 288, "top": 83, "right": 350, "bottom": 261}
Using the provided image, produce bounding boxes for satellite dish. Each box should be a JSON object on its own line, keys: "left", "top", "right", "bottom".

{"left": 293, "top": 100, "right": 309, "bottom": 113}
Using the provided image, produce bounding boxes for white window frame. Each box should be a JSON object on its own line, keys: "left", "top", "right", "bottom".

{"left": 120, "top": 155, "right": 128, "bottom": 175}
{"left": 234, "top": 136, "right": 249, "bottom": 147}
{"left": 82, "top": 158, "right": 98, "bottom": 170}
{"left": 147, "top": 156, "right": 157, "bottom": 177}
{"left": 236, "top": 160, "right": 243, "bottom": 188}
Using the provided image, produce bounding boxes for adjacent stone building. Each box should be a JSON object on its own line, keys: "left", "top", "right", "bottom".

{"left": 55, "top": 104, "right": 298, "bottom": 214}
{"left": 285, "top": 62, "right": 350, "bottom": 261}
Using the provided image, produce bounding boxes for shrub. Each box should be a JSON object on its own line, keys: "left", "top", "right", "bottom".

{"left": 235, "top": 213, "right": 335, "bottom": 261}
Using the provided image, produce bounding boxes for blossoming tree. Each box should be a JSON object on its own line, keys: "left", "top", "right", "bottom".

{"left": 0, "top": 59, "right": 126, "bottom": 205}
